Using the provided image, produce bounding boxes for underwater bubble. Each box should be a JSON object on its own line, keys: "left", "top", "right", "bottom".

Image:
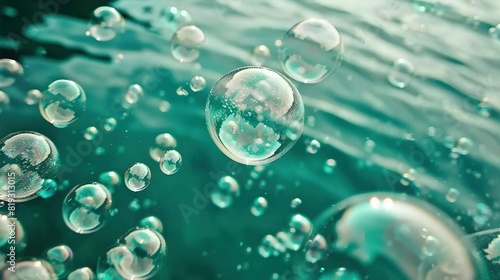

{"left": 477, "top": 99, "right": 493, "bottom": 117}
{"left": 0, "top": 131, "right": 60, "bottom": 202}
{"left": 0, "top": 58, "right": 23, "bottom": 88}
{"left": 88, "top": 6, "right": 125, "bottom": 41}
{"left": 284, "top": 214, "right": 312, "bottom": 251}
{"left": 159, "top": 150, "right": 182, "bottom": 175}
{"left": 159, "top": 101, "right": 171, "bottom": 112}
{"left": 206, "top": 66, "right": 305, "bottom": 165}
{"left": 68, "top": 267, "right": 95, "bottom": 280}
{"left": 259, "top": 235, "right": 283, "bottom": 258}
{"left": 306, "top": 139, "right": 320, "bottom": 154}
{"left": 25, "top": 89, "right": 43, "bottom": 105}
{"left": 0, "top": 214, "right": 26, "bottom": 253}
{"left": 323, "top": 159, "right": 336, "bottom": 174}
{"left": 150, "top": 133, "right": 177, "bottom": 162}
{"left": 62, "top": 182, "right": 112, "bottom": 234}
{"left": 139, "top": 216, "right": 164, "bottom": 233}
{"left": 388, "top": 58, "right": 415, "bottom": 88}
{"left": 0, "top": 258, "right": 56, "bottom": 279}
{"left": 98, "top": 171, "right": 121, "bottom": 193}
{"left": 190, "top": 75, "right": 207, "bottom": 92}
{"left": 170, "top": 25, "right": 206, "bottom": 63}
{"left": 364, "top": 139, "right": 376, "bottom": 153}
{"left": 84, "top": 126, "right": 100, "bottom": 141}
{"left": 489, "top": 24, "right": 500, "bottom": 40}
{"left": 125, "top": 163, "right": 151, "bottom": 192}
{"left": 0, "top": 91, "right": 9, "bottom": 113}
{"left": 473, "top": 203, "right": 492, "bottom": 229}
{"left": 251, "top": 196, "right": 268, "bottom": 217}
{"left": 40, "top": 79, "right": 87, "bottom": 128}
{"left": 123, "top": 84, "right": 144, "bottom": 109}
{"left": 160, "top": 7, "right": 192, "bottom": 32}
{"left": 211, "top": 175, "right": 240, "bottom": 209}
{"left": 251, "top": 45, "right": 271, "bottom": 66}
{"left": 291, "top": 193, "right": 489, "bottom": 280}
{"left": 176, "top": 84, "right": 189, "bottom": 96}
{"left": 400, "top": 168, "right": 418, "bottom": 186}
{"left": 45, "top": 244, "right": 73, "bottom": 277}
{"left": 102, "top": 118, "right": 117, "bottom": 132}
{"left": 445, "top": 188, "right": 460, "bottom": 203}
{"left": 305, "top": 234, "right": 327, "bottom": 263}
{"left": 291, "top": 198, "right": 302, "bottom": 209}
{"left": 452, "top": 137, "right": 473, "bottom": 155}
{"left": 278, "top": 18, "right": 343, "bottom": 83}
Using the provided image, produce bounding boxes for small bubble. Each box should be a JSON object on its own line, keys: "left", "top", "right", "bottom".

{"left": 159, "top": 150, "right": 182, "bottom": 175}
{"left": 83, "top": 126, "right": 100, "bottom": 141}
{"left": 364, "top": 139, "right": 376, "bottom": 153}
{"left": 170, "top": 25, "right": 206, "bottom": 63}
{"left": 124, "top": 163, "right": 151, "bottom": 192}
{"left": 251, "top": 197, "right": 268, "bottom": 217}
{"left": 422, "top": 235, "right": 439, "bottom": 256}
{"left": 0, "top": 59, "right": 23, "bottom": 88}
{"left": 159, "top": 101, "right": 171, "bottom": 112}
{"left": 388, "top": 58, "right": 415, "bottom": 88}
{"left": 211, "top": 176, "right": 240, "bottom": 208}
{"left": 445, "top": 188, "right": 460, "bottom": 203}
{"left": 25, "top": 89, "right": 43, "bottom": 105}
{"left": 88, "top": 6, "right": 125, "bottom": 41}
{"left": 150, "top": 133, "right": 177, "bottom": 162}
{"left": 291, "top": 198, "right": 302, "bottom": 209}
{"left": 102, "top": 118, "right": 117, "bottom": 132}
{"left": 251, "top": 45, "right": 271, "bottom": 66}
{"left": 452, "top": 137, "right": 473, "bottom": 156}
{"left": 323, "top": 159, "right": 336, "bottom": 174}
{"left": 306, "top": 139, "right": 321, "bottom": 154}
{"left": 189, "top": 75, "right": 207, "bottom": 92}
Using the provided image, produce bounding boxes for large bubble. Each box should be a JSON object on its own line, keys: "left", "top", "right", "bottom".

{"left": 206, "top": 66, "right": 304, "bottom": 165}
{"left": 0, "top": 131, "right": 60, "bottom": 202}
{"left": 40, "top": 79, "right": 87, "bottom": 128}
{"left": 292, "top": 193, "right": 489, "bottom": 280}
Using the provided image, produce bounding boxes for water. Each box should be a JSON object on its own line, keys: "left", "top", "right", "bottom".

{"left": 0, "top": 0, "right": 499, "bottom": 279}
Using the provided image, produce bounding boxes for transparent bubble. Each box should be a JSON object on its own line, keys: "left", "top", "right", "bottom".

{"left": 0, "top": 258, "right": 56, "bottom": 279}
{"left": 149, "top": 133, "right": 177, "bottom": 162}
{"left": 45, "top": 244, "right": 73, "bottom": 277}
{"left": 251, "top": 45, "right": 271, "bottom": 66}
{"left": 323, "top": 159, "right": 336, "bottom": 174}
{"left": 25, "top": 89, "right": 43, "bottom": 105}
{"left": 211, "top": 175, "right": 240, "bottom": 208}
{"left": 190, "top": 75, "right": 207, "bottom": 92}
{"left": 0, "top": 59, "right": 23, "bottom": 88}
{"left": 97, "top": 227, "right": 167, "bottom": 280}
{"left": 0, "top": 214, "right": 26, "bottom": 254}
{"left": 88, "top": 6, "right": 125, "bottom": 41}
{"left": 62, "top": 182, "right": 112, "bottom": 234}
{"left": 98, "top": 171, "right": 121, "bottom": 194}
{"left": 102, "top": 118, "right": 117, "bottom": 132}
{"left": 122, "top": 84, "right": 144, "bottom": 109}
{"left": 489, "top": 24, "right": 500, "bottom": 40}
{"left": 259, "top": 235, "right": 283, "bottom": 258}
{"left": 176, "top": 84, "right": 189, "bottom": 96}
{"left": 305, "top": 234, "right": 327, "bottom": 263}
{"left": 124, "top": 163, "right": 151, "bottom": 192}
{"left": 251, "top": 197, "right": 268, "bottom": 217}
{"left": 0, "top": 131, "right": 60, "bottom": 202}
{"left": 206, "top": 66, "right": 305, "bottom": 165}
{"left": 139, "top": 216, "right": 163, "bottom": 233}
{"left": 445, "top": 188, "right": 460, "bottom": 203}
{"left": 278, "top": 18, "right": 343, "bottom": 83}
{"left": 40, "top": 79, "right": 87, "bottom": 128}
{"left": 306, "top": 139, "right": 320, "bottom": 154}
{"left": 452, "top": 137, "right": 473, "bottom": 155}
{"left": 170, "top": 25, "right": 206, "bottom": 63}
{"left": 291, "top": 193, "right": 488, "bottom": 280}
{"left": 291, "top": 198, "right": 302, "bottom": 209}
{"left": 159, "top": 7, "right": 192, "bottom": 32}
{"left": 84, "top": 126, "right": 100, "bottom": 141}
{"left": 477, "top": 99, "right": 493, "bottom": 118}
{"left": 159, "top": 150, "right": 182, "bottom": 175}
{"left": 0, "top": 91, "right": 9, "bottom": 113}
{"left": 284, "top": 214, "right": 312, "bottom": 251}
{"left": 387, "top": 58, "right": 415, "bottom": 89}
{"left": 68, "top": 267, "right": 95, "bottom": 280}
{"left": 158, "top": 101, "right": 171, "bottom": 112}
{"left": 364, "top": 139, "right": 376, "bottom": 153}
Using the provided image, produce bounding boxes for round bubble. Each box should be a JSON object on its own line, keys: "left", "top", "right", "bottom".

{"left": 149, "top": 133, "right": 177, "bottom": 162}
{"left": 160, "top": 7, "right": 192, "bottom": 32}
{"left": 159, "top": 150, "right": 182, "bottom": 175}
{"left": 291, "top": 193, "right": 489, "bottom": 280}
{"left": 25, "top": 89, "right": 43, "bottom": 105}
{"left": 122, "top": 84, "right": 144, "bottom": 109}
{"left": 0, "top": 131, "right": 60, "bottom": 202}
{"left": 45, "top": 244, "right": 73, "bottom": 277}
{"left": 88, "top": 6, "right": 125, "bottom": 41}
{"left": 0, "top": 58, "right": 23, "bottom": 88}
{"left": 206, "top": 66, "right": 305, "bottom": 165}
{"left": 190, "top": 75, "right": 207, "bottom": 92}
{"left": 62, "top": 182, "right": 112, "bottom": 234}
{"left": 139, "top": 216, "right": 163, "bottom": 233}
{"left": 211, "top": 176, "right": 240, "bottom": 208}
{"left": 40, "top": 79, "right": 87, "bottom": 128}
{"left": 0, "top": 258, "right": 56, "bottom": 279}
{"left": 387, "top": 58, "right": 415, "bottom": 89}
{"left": 124, "top": 163, "right": 151, "bottom": 192}
{"left": 0, "top": 214, "right": 26, "bottom": 253}
{"left": 278, "top": 18, "right": 343, "bottom": 83}
{"left": 98, "top": 171, "right": 121, "bottom": 193}
{"left": 170, "top": 25, "right": 206, "bottom": 63}
{"left": 251, "top": 45, "right": 271, "bottom": 66}
{"left": 97, "top": 227, "right": 167, "bottom": 280}
{"left": 68, "top": 267, "right": 95, "bottom": 280}
{"left": 251, "top": 196, "right": 268, "bottom": 216}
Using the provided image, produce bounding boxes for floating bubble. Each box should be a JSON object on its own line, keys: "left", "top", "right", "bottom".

{"left": 170, "top": 25, "right": 206, "bottom": 63}
{"left": 102, "top": 118, "right": 117, "bottom": 132}
{"left": 0, "top": 131, "right": 60, "bottom": 202}
{"left": 387, "top": 58, "right": 415, "bottom": 88}
{"left": 0, "top": 258, "right": 56, "bottom": 279}
{"left": 364, "top": 139, "right": 376, "bottom": 153}
{"left": 0, "top": 59, "right": 23, "bottom": 88}
{"left": 291, "top": 198, "right": 302, "bottom": 209}
{"left": 306, "top": 139, "right": 320, "bottom": 154}
{"left": 452, "top": 137, "right": 473, "bottom": 156}
{"left": 45, "top": 244, "right": 73, "bottom": 277}
{"left": 291, "top": 193, "right": 488, "bottom": 280}
{"left": 400, "top": 168, "right": 418, "bottom": 186}
{"left": 477, "top": 99, "right": 493, "bottom": 117}
{"left": 258, "top": 235, "right": 283, "bottom": 258}
{"left": 139, "top": 216, "right": 164, "bottom": 233}
{"left": 190, "top": 75, "right": 207, "bottom": 92}
{"left": 0, "top": 214, "right": 26, "bottom": 254}
{"left": 176, "top": 84, "right": 189, "bottom": 96}
{"left": 211, "top": 176, "right": 240, "bottom": 209}
{"left": 278, "top": 18, "right": 343, "bottom": 83}
{"left": 88, "top": 6, "right": 125, "bottom": 41}
{"left": 284, "top": 214, "right": 312, "bottom": 251}
{"left": 251, "top": 197, "right": 268, "bottom": 217}
{"left": 98, "top": 171, "right": 121, "bottom": 193}
{"left": 445, "top": 188, "right": 460, "bottom": 203}
{"left": 0, "top": 91, "right": 9, "bottom": 113}
{"left": 40, "top": 79, "right": 87, "bottom": 128}
{"left": 159, "top": 7, "right": 192, "bottom": 32}
{"left": 323, "top": 159, "right": 336, "bottom": 174}
{"left": 149, "top": 133, "right": 177, "bottom": 162}
{"left": 84, "top": 126, "right": 100, "bottom": 141}
{"left": 251, "top": 45, "right": 271, "bottom": 66}
{"left": 62, "top": 182, "right": 112, "bottom": 234}
{"left": 305, "top": 234, "right": 327, "bottom": 263}
{"left": 206, "top": 66, "right": 305, "bottom": 165}
{"left": 25, "top": 89, "right": 43, "bottom": 105}
{"left": 124, "top": 163, "right": 151, "bottom": 192}
{"left": 159, "top": 150, "right": 182, "bottom": 175}
{"left": 158, "top": 101, "right": 171, "bottom": 112}
{"left": 68, "top": 267, "right": 95, "bottom": 280}
{"left": 122, "top": 84, "right": 144, "bottom": 109}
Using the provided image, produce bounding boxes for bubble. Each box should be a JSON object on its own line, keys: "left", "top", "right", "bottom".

{"left": 452, "top": 137, "right": 473, "bottom": 155}
{"left": 473, "top": 203, "right": 492, "bottom": 229}
{"left": 124, "top": 163, "right": 151, "bottom": 192}
{"left": 62, "top": 182, "right": 112, "bottom": 234}
{"left": 170, "top": 25, "right": 206, "bottom": 63}
{"left": 291, "top": 193, "right": 488, "bottom": 280}
{"left": 83, "top": 126, "right": 100, "bottom": 141}
{"left": 159, "top": 150, "right": 182, "bottom": 175}
{"left": 0, "top": 59, "right": 23, "bottom": 88}
{"left": 0, "top": 131, "right": 60, "bottom": 202}
{"left": 445, "top": 188, "right": 460, "bottom": 203}
{"left": 489, "top": 24, "right": 500, "bottom": 40}
{"left": 102, "top": 118, "right": 117, "bottom": 132}
{"left": 400, "top": 168, "right": 418, "bottom": 186}
{"left": 0, "top": 259, "right": 56, "bottom": 279}
{"left": 40, "top": 79, "right": 87, "bottom": 128}
{"left": 122, "top": 84, "right": 144, "bottom": 109}
{"left": 0, "top": 214, "right": 26, "bottom": 254}
{"left": 251, "top": 197, "right": 268, "bottom": 217}
{"left": 68, "top": 267, "right": 95, "bottom": 280}
{"left": 291, "top": 198, "right": 302, "bottom": 209}
{"left": 139, "top": 216, "right": 164, "bottom": 233}
{"left": 0, "top": 91, "right": 9, "bottom": 113}
{"left": 211, "top": 176, "right": 240, "bottom": 208}
{"left": 284, "top": 214, "right": 312, "bottom": 251}
{"left": 364, "top": 139, "right": 376, "bottom": 153}
{"left": 176, "top": 84, "right": 189, "bottom": 96}
{"left": 190, "top": 75, "right": 207, "bottom": 92}
{"left": 251, "top": 45, "right": 271, "bottom": 66}
{"left": 98, "top": 171, "right": 121, "bottom": 194}
{"left": 97, "top": 227, "right": 167, "bottom": 280}
{"left": 387, "top": 58, "right": 415, "bottom": 88}
{"left": 149, "top": 133, "right": 177, "bottom": 162}
{"left": 305, "top": 234, "right": 327, "bottom": 263}
{"left": 306, "top": 139, "right": 320, "bottom": 154}
{"left": 158, "top": 101, "right": 171, "bottom": 112}
{"left": 259, "top": 235, "right": 283, "bottom": 258}
{"left": 206, "top": 66, "right": 305, "bottom": 165}
{"left": 45, "top": 244, "right": 73, "bottom": 277}
{"left": 88, "top": 6, "right": 125, "bottom": 41}
{"left": 278, "top": 18, "right": 343, "bottom": 84}
{"left": 323, "top": 159, "right": 336, "bottom": 174}
{"left": 484, "top": 234, "right": 500, "bottom": 264}
{"left": 477, "top": 99, "right": 493, "bottom": 117}
{"left": 25, "top": 89, "right": 43, "bottom": 105}
{"left": 159, "top": 7, "right": 192, "bottom": 32}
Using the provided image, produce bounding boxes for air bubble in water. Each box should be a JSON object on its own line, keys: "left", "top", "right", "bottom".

{"left": 124, "top": 163, "right": 151, "bottom": 192}
{"left": 68, "top": 267, "right": 95, "bottom": 280}
{"left": 149, "top": 133, "right": 177, "bottom": 162}
{"left": 159, "top": 150, "right": 182, "bottom": 175}
{"left": 40, "top": 79, "right": 87, "bottom": 128}
{"left": 0, "top": 58, "right": 23, "bottom": 88}
{"left": 445, "top": 188, "right": 460, "bottom": 203}
{"left": 251, "top": 197, "right": 268, "bottom": 217}
{"left": 170, "top": 25, "right": 206, "bottom": 63}
{"left": 306, "top": 139, "right": 321, "bottom": 154}
{"left": 45, "top": 244, "right": 73, "bottom": 277}
{"left": 88, "top": 6, "right": 125, "bottom": 41}
{"left": 211, "top": 176, "right": 240, "bottom": 208}
{"left": 25, "top": 89, "right": 43, "bottom": 105}
{"left": 139, "top": 216, "right": 164, "bottom": 233}
{"left": 190, "top": 75, "right": 207, "bottom": 92}
{"left": 251, "top": 45, "right": 271, "bottom": 66}
{"left": 387, "top": 58, "right": 415, "bottom": 89}
{"left": 160, "top": 7, "right": 192, "bottom": 32}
